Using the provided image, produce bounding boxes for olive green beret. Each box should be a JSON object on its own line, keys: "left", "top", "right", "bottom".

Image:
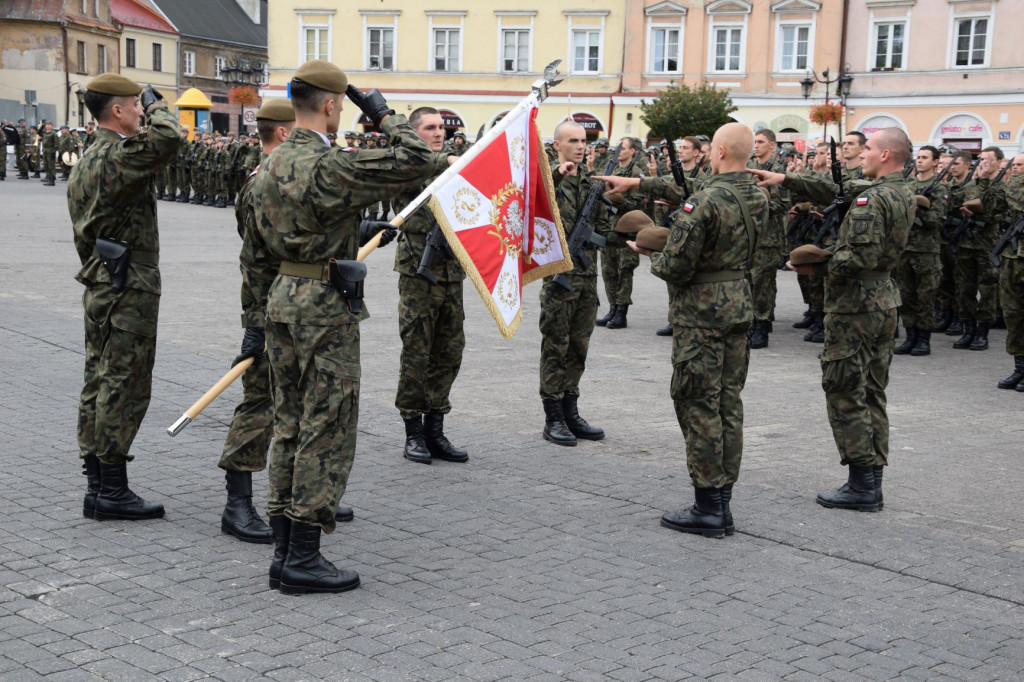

{"left": 87, "top": 73, "right": 143, "bottom": 96}
{"left": 636, "top": 226, "right": 670, "bottom": 252}
{"left": 256, "top": 98, "right": 295, "bottom": 122}
{"left": 292, "top": 60, "right": 348, "bottom": 94}
{"left": 789, "top": 244, "right": 833, "bottom": 265}
{"left": 616, "top": 209, "right": 655, "bottom": 235}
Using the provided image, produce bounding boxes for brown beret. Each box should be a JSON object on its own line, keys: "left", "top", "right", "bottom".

{"left": 256, "top": 98, "right": 295, "bottom": 122}
{"left": 790, "top": 244, "right": 833, "bottom": 265}
{"left": 636, "top": 226, "right": 670, "bottom": 252}
{"left": 616, "top": 209, "right": 655, "bottom": 235}
{"left": 292, "top": 60, "right": 348, "bottom": 94}
{"left": 86, "top": 73, "right": 142, "bottom": 97}
{"left": 915, "top": 195, "right": 931, "bottom": 209}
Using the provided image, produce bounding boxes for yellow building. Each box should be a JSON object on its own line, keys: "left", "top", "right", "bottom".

{"left": 112, "top": 0, "right": 179, "bottom": 103}
{"left": 261, "top": 0, "right": 845, "bottom": 144}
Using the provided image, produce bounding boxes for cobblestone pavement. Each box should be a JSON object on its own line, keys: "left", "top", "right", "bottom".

{"left": 1, "top": 179, "right": 1023, "bottom": 681}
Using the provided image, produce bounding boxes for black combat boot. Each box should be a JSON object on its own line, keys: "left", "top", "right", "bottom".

{"left": 178, "top": 191, "right": 190, "bottom": 203}
{"left": 423, "top": 412, "right": 469, "bottom": 462}
{"left": 32, "top": 170, "right": 40, "bottom": 178}
{"left": 720, "top": 483, "right": 735, "bottom": 536}
{"left": 932, "top": 309, "right": 952, "bottom": 333}
{"left": 660, "top": 488, "right": 726, "bottom": 538}
{"left": 403, "top": 417, "right": 432, "bottom": 464}
{"left": 93, "top": 461, "right": 165, "bottom": 520}
{"left": 203, "top": 195, "right": 214, "bottom": 206}
{"left": 278, "top": 522, "right": 360, "bottom": 595}
{"left": 993, "top": 309, "right": 1006, "bottom": 329}
{"left": 656, "top": 324, "right": 673, "bottom": 337}
{"left": 227, "top": 194, "right": 235, "bottom": 206}
{"left": 953, "top": 320, "right": 976, "bottom": 349}
{"left": 816, "top": 465, "right": 879, "bottom": 511}
{"left": 561, "top": 395, "right": 604, "bottom": 441}
{"left": 910, "top": 330, "right": 931, "bottom": 356}
{"left": 749, "top": 320, "right": 769, "bottom": 349}
{"left": 215, "top": 196, "right": 226, "bottom": 208}
{"left": 17, "top": 171, "right": 29, "bottom": 179}
{"left": 596, "top": 305, "right": 617, "bottom": 327}
{"left": 945, "top": 315, "right": 964, "bottom": 336}
{"left": 542, "top": 399, "right": 577, "bottom": 446}
{"left": 268, "top": 515, "right": 290, "bottom": 589}
{"left": 606, "top": 304, "right": 629, "bottom": 329}
{"left": 190, "top": 194, "right": 201, "bottom": 204}
{"left": 997, "top": 356, "right": 1024, "bottom": 389}
{"left": 43, "top": 177, "right": 55, "bottom": 186}
{"left": 335, "top": 505, "right": 354, "bottom": 523}
{"left": 894, "top": 327, "right": 917, "bottom": 355}
{"left": 221, "top": 470, "right": 273, "bottom": 544}
{"left": 793, "top": 307, "right": 814, "bottom": 329}
{"left": 969, "top": 322, "right": 990, "bottom": 351}
{"left": 873, "top": 466, "right": 884, "bottom": 510}
{"left": 804, "top": 312, "right": 825, "bottom": 343}
{"left": 82, "top": 454, "right": 100, "bottom": 519}
{"left": 155, "top": 189, "right": 164, "bottom": 200}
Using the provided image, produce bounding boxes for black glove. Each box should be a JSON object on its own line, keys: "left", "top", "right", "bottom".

{"left": 345, "top": 85, "right": 394, "bottom": 127}
{"left": 359, "top": 219, "right": 398, "bottom": 247}
{"left": 232, "top": 327, "right": 266, "bottom": 368}
{"left": 140, "top": 85, "right": 164, "bottom": 111}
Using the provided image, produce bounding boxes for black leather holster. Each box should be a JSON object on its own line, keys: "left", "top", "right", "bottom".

{"left": 327, "top": 259, "right": 367, "bottom": 313}
{"left": 95, "top": 237, "right": 132, "bottom": 290}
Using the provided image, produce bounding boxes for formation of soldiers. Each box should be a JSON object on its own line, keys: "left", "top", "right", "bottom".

{"left": 156, "top": 129, "right": 262, "bottom": 208}
{"left": 2, "top": 118, "right": 93, "bottom": 185}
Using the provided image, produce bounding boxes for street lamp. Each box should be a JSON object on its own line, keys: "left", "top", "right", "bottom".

{"left": 801, "top": 67, "right": 854, "bottom": 140}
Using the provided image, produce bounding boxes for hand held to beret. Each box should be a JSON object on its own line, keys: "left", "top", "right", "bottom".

{"left": 141, "top": 85, "right": 163, "bottom": 112}
{"left": 345, "top": 85, "right": 394, "bottom": 126}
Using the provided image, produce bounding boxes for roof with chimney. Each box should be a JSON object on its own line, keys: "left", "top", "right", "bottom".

{"left": 152, "top": 0, "right": 266, "bottom": 49}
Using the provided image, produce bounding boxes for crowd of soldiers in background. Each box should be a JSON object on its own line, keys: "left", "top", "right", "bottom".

{"left": 1, "top": 118, "right": 96, "bottom": 184}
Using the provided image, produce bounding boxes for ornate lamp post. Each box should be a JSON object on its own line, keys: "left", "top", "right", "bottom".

{"left": 801, "top": 67, "right": 854, "bottom": 141}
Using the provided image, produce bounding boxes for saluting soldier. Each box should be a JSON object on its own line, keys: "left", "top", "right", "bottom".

{"left": 68, "top": 74, "right": 180, "bottom": 521}
{"left": 750, "top": 127, "right": 915, "bottom": 512}
{"left": 249, "top": 61, "right": 451, "bottom": 594}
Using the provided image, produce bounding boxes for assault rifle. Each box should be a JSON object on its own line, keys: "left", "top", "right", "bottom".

{"left": 416, "top": 222, "right": 456, "bottom": 285}
{"left": 657, "top": 140, "right": 692, "bottom": 228}
{"left": 951, "top": 162, "right": 1010, "bottom": 251}
{"left": 811, "top": 138, "right": 851, "bottom": 247}
{"left": 911, "top": 165, "right": 951, "bottom": 229}
{"left": 786, "top": 211, "right": 816, "bottom": 248}
{"left": 551, "top": 146, "right": 617, "bottom": 291}
{"left": 989, "top": 208, "right": 1024, "bottom": 266}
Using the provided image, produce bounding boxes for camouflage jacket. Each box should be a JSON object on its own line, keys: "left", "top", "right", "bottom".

{"left": 960, "top": 176, "right": 1008, "bottom": 250}
{"left": 68, "top": 101, "right": 180, "bottom": 295}
{"left": 550, "top": 165, "right": 611, "bottom": 277}
{"left": 1003, "top": 175, "right": 1024, "bottom": 259}
{"left": 41, "top": 130, "right": 56, "bottom": 153}
{"left": 650, "top": 171, "right": 768, "bottom": 328}
{"left": 391, "top": 169, "right": 466, "bottom": 283}
{"left": 906, "top": 176, "right": 948, "bottom": 254}
{"left": 637, "top": 168, "right": 708, "bottom": 208}
{"left": 237, "top": 156, "right": 275, "bottom": 328}
{"left": 251, "top": 116, "right": 448, "bottom": 326}
{"left": 746, "top": 158, "right": 789, "bottom": 248}
{"left": 782, "top": 170, "right": 914, "bottom": 314}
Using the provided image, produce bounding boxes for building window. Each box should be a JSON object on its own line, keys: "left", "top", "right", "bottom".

{"left": 954, "top": 17, "right": 988, "bottom": 67}
{"left": 125, "top": 38, "right": 136, "bottom": 68}
{"left": 367, "top": 28, "right": 394, "bottom": 70}
{"left": 433, "top": 28, "right": 460, "bottom": 72}
{"left": 303, "top": 26, "right": 328, "bottom": 62}
{"left": 778, "top": 24, "right": 810, "bottom": 72}
{"left": 873, "top": 22, "right": 905, "bottom": 70}
{"left": 712, "top": 26, "right": 744, "bottom": 72}
{"left": 215, "top": 55, "right": 226, "bottom": 79}
{"left": 571, "top": 29, "right": 601, "bottom": 74}
{"left": 650, "top": 27, "right": 680, "bottom": 73}
{"left": 97, "top": 44, "right": 106, "bottom": 73}
{"left": 152, "top": 43, "right": 162, "bottom": 72}
{"left": 77, "top": 41, "right": 87, "bottom": 74}
{"left": 502, "top": 28, "right": 530, "bottom": 73}
{"left": 183, "top": 50, "right": 195, "bottom": 76}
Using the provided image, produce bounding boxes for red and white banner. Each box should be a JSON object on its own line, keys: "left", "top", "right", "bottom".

{"left": 429, "top": 101, "right": 572, "bottom": 339}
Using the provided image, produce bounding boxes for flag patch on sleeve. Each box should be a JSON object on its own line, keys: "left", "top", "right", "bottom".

{"left": 683, "top": 202, "right": 695, "bottom": 213}
{"left": 856, "top": 196, "right": 869, "bottom": 206}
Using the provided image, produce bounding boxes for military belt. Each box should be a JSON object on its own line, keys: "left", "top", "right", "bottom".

{"left": 852, "top": 271, "right": 891, "bottom": 281}
{"left": 279, "top": 261, "right": 329, "bottom": 282}
{"left": 92, "top": 246, "right": 159, "bottom": 265}
{"left": 690, "top": 270, "right": 744, "bottom": 284}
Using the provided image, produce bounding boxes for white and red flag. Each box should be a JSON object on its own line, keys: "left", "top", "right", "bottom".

{"left": 428, "top": 100, "right": 572, "bottom": 339}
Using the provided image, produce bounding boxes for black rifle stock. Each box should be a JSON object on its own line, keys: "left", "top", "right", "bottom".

{"left": 811, "top": 138, "right": 850, "bottom": 247}
{"left": 989, "top": 210, "right": 1024, "bottom": 266}
{"left": 912, "top": 166, "right": 951, "bottom": 229}
{"left": 415, "top": 222, "right": 454, "bottom": 285}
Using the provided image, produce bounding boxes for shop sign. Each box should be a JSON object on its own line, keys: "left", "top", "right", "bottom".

{"left": 939, "top": 114, "right": 985, "bottom": 138}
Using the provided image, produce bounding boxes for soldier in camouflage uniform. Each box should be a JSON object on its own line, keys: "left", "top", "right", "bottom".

{"left": 753, "top": 127, "right": 915, "bottom": 512}
{"left": 26, "top": 126, "right": 40, "bottom": 178}
{"left": 68, "top": 73, "right": 179, "bottom": 522}
{"left": 746, "top": 128, "right": 789, "bottom": 349}
{"left": 588, "top": 138, "right": 609, "bottom": 172}
{"left": 14, "top": 119, "right": 29, "bottom": 179}
{"left": 996, "top": 155, "right": 1024, "bottom": 391}
{"left": 597, "top": 137, "right": 646, "bottom": 330}
{"left": 953, "top": 146, "right": 1008, "bottom": 351}
{"left": 40, "top": 120, "right": 57, "bottom": 186}
{"left": 248, "top": 61, "right": 449, "bottom": 594}
{"left": 58, "top": 125, "right": 76, "bottom": 180}
{"left": 893, "top": 145, "right": 947, "bottom": 356}
{"left": 627, "top": 123, "right": 767, "bottom": 538}
{"left": 391, "top": 107, "right": 469, "bottom": 465}
{"left": 538, "top": 121, "right": 610, "bottom": 446}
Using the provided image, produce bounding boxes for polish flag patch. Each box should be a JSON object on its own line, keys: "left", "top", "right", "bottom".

{"left": 856, "top": 196, "right": 869, "bottom": 206}
{"left": 683, "top": 202, "right": 695, "bottom": 213}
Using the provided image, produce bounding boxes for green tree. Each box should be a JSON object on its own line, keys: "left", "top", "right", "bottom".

{"left": 639, "top": 81, "right": 738, "bottom": 141}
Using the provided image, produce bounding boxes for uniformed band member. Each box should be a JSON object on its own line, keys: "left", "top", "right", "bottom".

{"left": 392, "top": 107, "right": 469, "bottom": 465}
{"left": 596, "top": 137, "right": 646, "bottom": 330}
{"left": 997, "top": 155, "right": 1024, "bottom": 391}
{"left": 627, "top": 123, "right": 768, "bottom": 537}
{"left": 538, "top": 121, "right": 609, "bottom": 446}
{"left": 68, "top": 73, "right": 180, "bottom": 521}
{"left": 751, "top": 127, "right": 915, "bottom": 512}
{"left": 248, "top": 60, "right": 450, "bottom": 594}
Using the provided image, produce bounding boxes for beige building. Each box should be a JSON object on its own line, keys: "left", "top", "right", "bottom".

{"left": 112, "top": 0, "right": 179, "bottom": 105}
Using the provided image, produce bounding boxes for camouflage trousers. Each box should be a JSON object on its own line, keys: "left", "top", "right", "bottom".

{"left": 395, "top": 275, "right": 465, "bottom": 420}
{"left": 539, "top": 274, "right": 598, "bottom": 400}
{"left": 895, "top": 251, "right": 941, "bottom": 330}
{"left": 671, "top": 323, "right": 751, "bottom": 489}
{"left": 266, "top": 321, "right": 360, "bottom": 534}
{"left": 1000, "top": 256, "right": 1024, "bottom": 356}
{"left": 190, "top": 167, "right": 205, "bottom": 198}
{"left": 77, "top": 285, "right": 159, "bottom": 464}
{"left": 751, "top": 245, "right": 782, "bottom": 321}
{"left": 177, "top": 164, "right": 190, "bottom": 197}
{"left": 16, "top": 145, "right": 27, "bottom": 173}
{"left": 955, "top": 247, "right": 999, "bottom": 323}
{"left": 936, "top": 244, "right": 957, "bottom": 313}
{"left": 43, "top": 150, "right": 55, "bottom": 180}
{"left": 218, "top": 360, "right": 273, "bottom": 472}
{"left": 820, "top": 309, "right": 897, "bottom": 468}
{"left": 600, "top": 246, "right": 639, "bottom": 306}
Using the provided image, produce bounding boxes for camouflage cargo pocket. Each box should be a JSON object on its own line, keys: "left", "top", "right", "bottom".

{"left": 670, "top": 343, "right": 708, "bottom": 401}
{"left": 820, "top": 341, "right": 862, "bottom": 393}
{"left": 313, "top": 352, "right": 360, "bottom": 430}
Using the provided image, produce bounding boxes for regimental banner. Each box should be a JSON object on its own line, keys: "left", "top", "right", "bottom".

{"left": 429, "top": 100, "right": 572, "bottom": 339}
